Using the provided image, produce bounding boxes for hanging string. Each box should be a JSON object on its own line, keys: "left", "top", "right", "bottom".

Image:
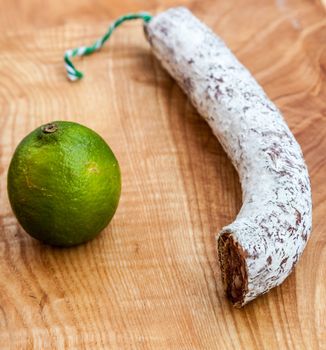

{"left": 64, "top": 12, "right": 152, "bottom": 81}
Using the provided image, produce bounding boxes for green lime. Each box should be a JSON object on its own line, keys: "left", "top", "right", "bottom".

{"left": 7, "top": 121, "right": 121, "bottom": 246}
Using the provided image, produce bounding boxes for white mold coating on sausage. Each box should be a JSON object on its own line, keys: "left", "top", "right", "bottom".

{"left": 144, "top": 7, "right": 312, "bottom": 306}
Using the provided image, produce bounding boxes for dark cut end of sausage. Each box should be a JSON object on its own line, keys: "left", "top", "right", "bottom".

{"left": 218, "top": 233, "right": 248, "bottom": 307}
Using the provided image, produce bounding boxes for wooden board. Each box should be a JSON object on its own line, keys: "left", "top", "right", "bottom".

{"left": 0, "top": 0, "right": 325, "bottom": 348}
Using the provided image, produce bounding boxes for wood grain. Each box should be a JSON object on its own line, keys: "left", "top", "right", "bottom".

{"left": 0, "top": 0, "right": 325, "bottom": 349}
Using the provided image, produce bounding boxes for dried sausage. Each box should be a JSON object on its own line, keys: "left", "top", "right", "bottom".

{"left": 144, "top": 7, "right": 312, "bottom": 306}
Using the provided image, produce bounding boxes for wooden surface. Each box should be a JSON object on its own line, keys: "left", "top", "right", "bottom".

{"left": 0, "top": 0, "right": 325, "bottom": 349}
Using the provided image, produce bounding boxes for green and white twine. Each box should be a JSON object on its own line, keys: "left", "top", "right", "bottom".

{"left": 64, "top": 12, "right": 152, "bottom": 81}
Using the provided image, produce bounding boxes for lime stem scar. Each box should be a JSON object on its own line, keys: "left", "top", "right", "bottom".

{"left": 42, "top": 123, "right": 58, "bottom": 134}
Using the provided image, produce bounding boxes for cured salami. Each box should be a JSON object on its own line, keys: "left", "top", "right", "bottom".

{"left": 64, "top": 6, "right": 313, "bottom": 307}
{"left": 144, "top": 7, "right": 312, "bottom": 306}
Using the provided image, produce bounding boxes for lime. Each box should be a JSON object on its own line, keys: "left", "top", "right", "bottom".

{"left": 7, "top": 121, "right": 121, "bottom": 246}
